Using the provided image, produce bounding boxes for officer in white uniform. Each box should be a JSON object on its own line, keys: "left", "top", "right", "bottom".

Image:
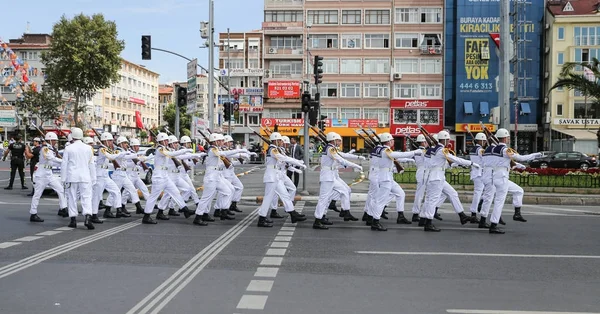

{"left": 268, "top": 135, "right": 304, "bottom": 219}
{"left": 28, "top": 132, "right": 68, "bottom": 222}
{"left": 257, "top": 132, "right": 306, "bottom": 227}
{"left": 467, "top": 132, "right": 488, "bottom": 223}
{"left": 420, "top": 131, "right": 480, "bottom": 232}
{"left": 141, "top": 132, "right": 195, "bottom": 224}
{"left": 122, "top": 138, "right": 151, "bottom": 202}
{"left": 109, "top": 136, "right": 146, "bottom": 217}
{"left": 361, "top": 139, "right": 383, "bottom": 225}
{"left": 371, "top": 132, "right": 421, "bottom": 231}
{"left": 313, "top": 132, "right": 363, "bottom": 230}
{"left": 484, "top": 128, "right": 541, "bottom": 234}
{"left": 61, "top": 128, "right": 96, "bottom": 230}
{"left": 221, "top": 135, "right": 250, "bottom": 214}
{"left": 93, "top": 133, "right": 127, "bottom": 219}
{"left": 410, "top": 134, "right": 428, "bottom": 222}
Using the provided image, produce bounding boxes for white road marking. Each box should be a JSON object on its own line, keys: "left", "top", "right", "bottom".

{"left": 280, "top": 227, "right": 295, "bottom": 231}
{"left": 260, "top": 257, "right": 283, "bottom": 266}
{"left": 527, "top": 204, "right": 597, "bottom": 213}
{"left": 54, "top": 227, "right": 74, "bottom": 231}
{"left": 356, "top": 251, "right": 600, "bottom": 259}
{"left": 282, "top": 223, "right": 296, "bottom": 227}
{"left": 274, "top": 236, "right": 292, "bottom": 241}
{"left": 447, "top": 310, "right": 600, "bottom": 314}
{"left": 236, "top": 295, "right": 268, "bottom": 310}
{"left": 270, "top": 242, "right": 289, "bottom": 248}
{"left": 14, "top": 236, "right": 43, "bottom": 242}
{"left": 254, "top": 267, "right": 279, "bottom": 278}
{"left": 0, "top": 242, "right": 21, "bottom": 249}
{"left": 246, "top": 280, "right": 274, "bottom": 292}
{"left": 36, "top": 231, "right": 63, "bottom": 236}
{"left": 265, "top": 248, "right": 286, "bottom": 256}
{"left": 277, "top": 231, "right": 294, "bottom": 236}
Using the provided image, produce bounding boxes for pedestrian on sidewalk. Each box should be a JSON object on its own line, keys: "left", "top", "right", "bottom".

{"left": 2, "top": 135, "right": 28, "bottom": 190}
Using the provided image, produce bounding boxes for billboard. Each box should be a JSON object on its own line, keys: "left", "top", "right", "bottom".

{"left": 445, "top": 0, "right": 543, "bottom": 129}
{"left": 267, "top": 81, "right": 301, "bottom": 98}
{"left": 390, "top": 100, "right": 444, "bottom": 136}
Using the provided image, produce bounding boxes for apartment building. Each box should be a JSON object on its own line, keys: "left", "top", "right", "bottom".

{"left": 170, "top": 74, "right": 220, "bottom": 137}
{"left": 544, "top": 0, "right": 600, "bottom": 154}
{"left": 159, "top": 84, "right": 173, "bottom": 125}
{"left": 262, "top": 0, "right": 445, "bottom": 150}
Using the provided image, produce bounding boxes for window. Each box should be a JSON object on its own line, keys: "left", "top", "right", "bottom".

{"left": 341, "top": 83, "right": 361, "bottom": 98}
{"left": 341, "top": 34, "right": 362, "bottom": 49}
{"left": 575, "top": 27, "right": 600, "bottom": 46}
{"left": 395, "top": 33, "right": 419, "bottom": 48}
{"left": 420, "top": 58, "right": 442, "bottom": 74}
{"left": 363, "top": 83, "right": 389, "bottom": 98}
{"left": 307, "top": 10, "right": 338, "bottom": 25}
{"left": 393, "top": 109, "right": 418, "bottom": 124}
{"left": 248, "top": 59, "right": 260, "bottom": 68}
{"left": 266, "top": 109, "right": 293, "bottom": 118}
{"left": 557, "top": 27, "right": 565, "bottom": 40}
{"left": 247, "top": 114, "right": 260, "bottom": 126}
{"left": 394, "top": 83, "right": 418, "bottom": 99}
{"left": 320, "top": 107, "right": 339, "bottom": 119}
{"left": 420, "top": 8, "right": 442, "bottom": 23}
{"left": 270, "top": 36, "right": 303, "bottom": 49}
{"left": 420, "top": 84, "right": 442, "bottom": 99}
{"left": 363, "top": 108, "right": 389, "bottom": 124}
{"left": 364, "top": 58, "right": 390, "bottom": 74}
{"left": 365, "top": 10, "right": 390, "bottom": 24}
{"left": 342, "top": 10, "right": 361, "bottom": 24}
{"left": 419, "top": 109, "right": 439, "bottom": 124}
{"left": 228, "top": 77, "right": 244, "bottom": 88}
{"left": 225, "top": 58, "right": 244, "bottom": 69}
{"left": 557, "top": 52, "right": 564, "bottom": 65}
{"left": 341, "top": 58, "right": 362, "bottom": 74}
{"left": 269, "top": 61, "right": 303, "bottom": 76}
{"left": 574, "top": 102, "right": 600, "bottom": 118}
{"left": 556, "top": 86, "right": 564, "bottom": 92}
{"left": 364, "top": 34, "right": 390, "bottom": 48}
{"left": 323, "top": 58, "right": 339, "bottom": 74}
{"left": 394, "top": 58, "right": 418, "bottom": 74}
{"left": 264, "top": 10, "right": 303, "bottom": 22}
{"left": 312, "top": 83, "right": 338, "bottom": 97}
{"left": 556, "top": 103, "right": 563, "bottom": 116}
{"left": 395, "top": 8, "right": 419, "bottom": 23}
{"left": 309, "top": 34, "right": 338, "bottom": 49}
{"left": 340, "top": 108, "right": 361, "bottom": 119}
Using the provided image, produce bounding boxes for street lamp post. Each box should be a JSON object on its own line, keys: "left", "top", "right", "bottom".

{"left": 208, "top": 0, "right": 215, "bottom": 130}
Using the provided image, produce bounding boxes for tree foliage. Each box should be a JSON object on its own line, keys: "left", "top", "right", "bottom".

{"left": 42, "top": 13, "right": 125, "bottom": 124}
{"left": 162, "top": 103, "right": 191, "bottom": 136}
{"left": 16, "top": 88, "right": 63, "bottom": 125}
{"left": 551, "top": 58, "right": 600, "bottom": 109}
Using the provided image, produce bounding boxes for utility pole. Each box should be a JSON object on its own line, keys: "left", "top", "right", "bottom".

{"left": 499, "top": 0, "right": 511, "bottom": 145}
{"left": 300, "top": 24, "right": 312, "bottom": 196}
{"left": 208, "top": 0, "right": 215, "bottom": 130}
{"left": 174, "top": 83, "right": 180, "bottom": 137}
{"left": 227, "top": 28, "right": 232, "bottom": 135}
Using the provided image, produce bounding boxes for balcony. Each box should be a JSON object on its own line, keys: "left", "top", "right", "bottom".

{"left": 264, "top": 0, "right": 302, "bottom": 9}
{"left": 262, "top": 22, "right": 304, "bottom": 35}
{"left": 420, "top": 45, "right": 443, "bottom": 55}
{"left": 264, "top": 46, "right": 304, "bottom": 59}
{"left": 265, "top": 73, "right": 303, "bottom": 80}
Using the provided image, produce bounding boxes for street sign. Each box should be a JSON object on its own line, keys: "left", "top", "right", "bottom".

{"left": 187, "top": 59, "right": 198, "bottom": 114}
{"left": 0, "top": 107, "right": 17, "bottom": 127}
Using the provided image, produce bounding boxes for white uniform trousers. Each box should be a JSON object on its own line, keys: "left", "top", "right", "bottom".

{"left": 122, "top": 175, "right": 150, "bottom": 202}
{"left": 213, "top": 179, "right": 235, "bottom": 210}
{"left": 490, "top": 176, "right": 509, "bottom": 224}
{"left": 270, "top": 174, "right": 296, "bottom": 211}
{"left": 30, "top": 175, "right": 67, "bottom": 214}
{"left": 65, "top": 182, "right": 92, "bottom": 217}
{"left": 314, "top": 179, "right": 350, "bottom": 219}
{"left": 258, "top": 181, "right": 293, "bottom": 217}
{"left": 373, "top": 181, "right": 405, "bottom": 220}
{"left": 411, "top": 178, "right": 426, "bottom": 215}
{"left": 487, "top": 179, "right": 524, "bottom": 223}
{"left": 363, "top": 180, "right": 379, "bottom": 216}
{"left": 225, "top": 173, "right": 244, "bottom": 202}
{"left": 143, "top": 176, "right": 187, "bottom": 214}
{"left": 181, "top": 173, "right": 200, "bottom": 203}
{"left": 195, "top": 177, "right": 233, "bottom": 215}
{"left": 479, "top": 176, "right": 496, "bottom": 218}
{"left": 421, "top": 179, "right": 444, "bottom": 220}
{"left": 441, "top": 181, "right": 464, "bottom": 214}
{"left": 160, "top": 174, "right": 199, "bottom": 209}
{"left": 469, "top": 176, "right": 484, "bottom": 214}
{"left": 93, "top": 176, "right": 122, "bottom": 214}
{"left": 111, "top": 171, "right": 140, "bottom": 205}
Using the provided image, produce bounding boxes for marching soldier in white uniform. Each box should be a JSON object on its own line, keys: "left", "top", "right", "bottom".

{"left": 410, "top": 134, "right": 428, "bottom": 222}
{"left": 269, "top": 135, "right": 303, "bottom": 219}
{"left": 122, "top": 138, "right": 151, "bottom": 202}
{"left": 93, "top": 133, "right": 127, "bottom": 219}
{"left": 28, "top": 132, "right": 68, "bottom": 222}
{"left": 108, "top": 136, "right": 146, "bottom": 217}
{"left": 61, "top": 128, "right": 96, "bottom": 230}
{"left": 141, "top": 132, "right": 195, "bottom": 224}
{"left": 420, "top": 131, "right": 480, "bottom": 232}
{"left": 482, "top": 128, "right": 541, "bottom": 234}
{"left": 467, "top": 132, "right": 488, "bottom": 223}
{"left": 221, "top": 135, "right": 250, "bottom": 214}
{"left": 361, "top": 139, "right": 382, "bottom": 225}
{"left": 256, "top": 132, "right": 306, "bottom": 227}
{"left": 313, "top": 132, "right": 363, "bottom": 230}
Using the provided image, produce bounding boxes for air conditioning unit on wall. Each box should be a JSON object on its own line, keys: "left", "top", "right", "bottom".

{"left": 393, "top": 73, "right": 402, "bottom": 80}
{"left": 268, "top": 48, "right": 278, "bottom": 54}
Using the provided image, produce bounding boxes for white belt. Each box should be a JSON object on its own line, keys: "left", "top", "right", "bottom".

{"left": 42, "top": 165, "right": 53, "bottom": 169}
{"left": 321, "top": 166, "right": 335, "bottom": 170}
{"left": 116, "top": 168, "right": 127, "bottom": 171}
{"left": 172, "top": 169, "right": 180, "bottom": 173}
{"left": 492, "top": 167, "right": 509, "bottom": 171}
{"left": 378, "top": 167, "right": 392, "bottom": 171}
{"left": 206, "top": 166, "right": 221, "bottom": 171}
{"left": 267, "top": 165, "right": 278, "bottom": 169}
{"left": 159, "top": 166, "right": 169, "bottom": 170}
{"left": 429, "top": 167, "right": 444, "bottom": 172}
{"left": 99, "top": 165, "right": 109, "bottom": 169}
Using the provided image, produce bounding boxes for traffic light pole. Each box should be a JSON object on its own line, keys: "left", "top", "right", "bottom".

{"left": 208, "top": 0, "right": 215, "bottom": 130}
{"left": 174, "top": 84, "right": 180, "bottom": 137}
{"left": 227, "top": 28, "right": 232, "bottom": 136}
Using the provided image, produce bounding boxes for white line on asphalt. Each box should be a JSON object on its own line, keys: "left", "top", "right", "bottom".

{"left": 54, "top": 227, "right": 75, "bottom": 231}
{"left": 236, "top": 295, "right": 268, "bottom": 310}
{"left": 260, "top": 257, "right": 284, "bottom": 266}
{"left": 14, "top": 236, "right": 43, "bottom": 242}
{"left": 126, "top": 209, "right": 258, "bottom": 314}
{"left": 280, "top": 227, "right": 295, "bottom": 231}
{"left": 246, "top": 280, "right": 274, "bottom": 292}
{"left": 265, "top": 248, "right": 287, "bottom": 256}
{"left": 254, "top": 267, "right": 279, "bottom": 278}
{"left": 526, "top": 204, "right": 597, "bottom": 213}
{"left": 333, "top": 225, "right": 488, "bottom": 231}
{"left": 447, "top": 309, "right": 600, "bottom": 314}
{"left": 356, "top": 251, "right": 600, "bottom": 259}
{"left": 270, "top": 242, "right": 289, "bottom": 248}
{"left": 274, "top": 236, "right": 292, "bottom": 241}
{"left": 277, "top": 231, "right": 294, "bottom": 236}
{"left": 35, "top": 231, "right": 63, "bottom": 236}
{"left": 0, "top": 242, "right": 21, "bottom": 249}
{"left": 0, "top": 220, "right": 141, "bottom": 279}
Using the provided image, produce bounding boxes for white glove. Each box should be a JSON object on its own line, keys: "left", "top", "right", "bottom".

{"left": 470, "top": 162, "right": 481, "bottom": 169}
{"left": 249, "top": 152, "right": 258, "bottom": 157}
{"left": 295, "top": 169, "right": 303, "bottom": 174}
{"left": 412, "top": 149, "right": 423, "bottom": 156}
{"left": 357, "top": 156, "right": 366, "bottom": 161}
{"left": 348, "top": 149, "right": 355, "bottom": 154}
{"left": 450, "top": 162, "right": 459, "bottom": 168}
{"left": 533, "top": 152, "right": 543, "bottom": 159}
{"left": 297, "top": 159, "right": 305, "bottom": 164}
{"left": 355, "top": 165, "right": 363, "bottom": 171}
{"left": 186, "top": 148, "right": 194, "bottom": 153}
{"left": 299, "top": 164, "right": 307, "bottom": 170}
{"left": 513, "top": 163, "right": 526, "bottom": 170}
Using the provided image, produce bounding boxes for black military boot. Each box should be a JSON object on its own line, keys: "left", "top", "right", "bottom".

{"left": 411, "top": 213, "right": 420, "bottom": 222}
{"left": 381, "top": 210, "right": 389, "bottom": 220}
{"left": 130, "top": 202, "right": 141, "bottom": 215}
{"left": 477, "top": 199, "right": 483, "bottom": 213}
{"left": 168, "top": 208, "right": 181, "bottom": 216}
{"left": 434, "top": 208, "right": 443, "bottom": 221}
{"left": 30, "top": 214, "right": 44, "bottom": 222}
{"left": 156, "top": 210, "right": 170, "bottom": 220}
{"left": 220, "top": 209, "right": 235, "bottom": 220}
{"left": 499, "top": 217, "right": 506, "bottom": 225}
{"left": 321, "top": 215, "right": 333, "bottom": 225}
{"left": 513, "top": 207, "right": 527, "bottom": 222}
{"left": 270, "top": 209, "right": 284, "bottom": 218}
{"left": 230, "top": 201, "right": 242, "bottom": 213}
{"left": 342, "top": 210, "right": 358, "bottom": 221}
{"left": 193, "top": 215, "right": 208, "bottom": 226}
{"left": 257, "top": 216, "right": 273, "bottom": 227}
{"left": 136, "top": 203, "right": 144, "bottom": 214}
{"left": 90, "top": 214, "right": 104, "bottom": 224}
{"left": 478, "top": 216, "right": 490, "bottom": 229}
{"left": 418, "top": 217, "right": 427, "bottom": 227}
{"left": 117, "top": 205, "right": 131, "bottom": 218}
{"left": 57, "top": 208, "right": 68, "bottom": 217}
{"left": 458, "top": 212, "right": 471, "bottom": 225}
{"left": 365, "top": 215, "right": 373, "bottom": 226}
{"left": 214, "top": 209, "right": 221, "bottom": 218}
{"left": 289, "top": 211, "right": 306, "bottom": 223}
{"left": 328, "top": 200, "right": 340, "bottom": 212}
{"left": 312, "top": 218, "right": 329, "bottom": 230}
{"left": 142, "top": 214, "right": 157, "bottom": 224}
{"left": 470, "top": 212, "right": 480, "bottom": 224}
{"left": 424, "top": 219, "right": 441, "bottom": 232}
{"left": 362, "top": 212, "right": 369, "bottom": 221}
{"left": 489, "top": 223, "right": 505, "bottom": 234}
{"left": 84, "top": 215, "right": 95, "bottom": 230}
{"left": 202, "top": 213, "right": 215, "bottom": 222}
{"left": 181, "top": 206, "right": 195, "bottom": 219}
{"left": 396, "top": 212, "right": 412, "bottom": 224}
{"left": 27, "top": 188, "right": 34, "bottom": 196}
{"left": 370, "top": 219, "right": 387, "bottom": 231}
{"left": 103, "top": 208, "right": 116, "bottom": 218}
{"left": 68, "top": 217, "right": 77, "bottom": 228}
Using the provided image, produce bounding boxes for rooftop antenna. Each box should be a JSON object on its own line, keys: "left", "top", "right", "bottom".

{"left": 25, "top": 22, "right": 30, "bottom": 34}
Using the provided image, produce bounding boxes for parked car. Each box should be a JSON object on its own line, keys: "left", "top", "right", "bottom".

{"left": 529, "top": 151, "right": 598, "bottom": 170}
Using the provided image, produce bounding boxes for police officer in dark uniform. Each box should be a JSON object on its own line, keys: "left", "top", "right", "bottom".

{"left": 25, "top": 138, "right": 42, "bottom": 196}
{"left": 2, "top": 135, "right": 28, "bottom": 190}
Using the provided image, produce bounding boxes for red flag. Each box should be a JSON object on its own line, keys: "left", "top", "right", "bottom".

{"left": 135, "top": 110, "right": 144, "bottom": 129}
{"left": 489, "top": 33, "right": 500, "bottom": 49}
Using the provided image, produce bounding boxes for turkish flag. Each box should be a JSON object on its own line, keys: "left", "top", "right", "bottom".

{"left": 489, "top": 33, "right": 500, "bottom": 49}
{"left": 135, "top": 110, "right": 144, "bottom": 129}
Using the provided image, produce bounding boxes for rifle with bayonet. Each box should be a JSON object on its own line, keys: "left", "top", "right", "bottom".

{"left": 361, "top": 125, "right": 403, "bottom": 173}
{"left": 202, "top": 129, "right": 233, "bottom": 168}
{"left": 163, "top": 127, "right": 193, "bottom": 171}
{"left": 480, "top": 122, "right": 516, "bottom": 167}
{"left": 417, "top": 123, "right": 439, "bottom": 147}
{"left": 90, "top": 128, "right": 122, "bottom": 170}
{"left": 399, "top": 131, "right": 419, "bottom": 150}
{"left": 30, "top": 122, "right": 62, "bottom": 158}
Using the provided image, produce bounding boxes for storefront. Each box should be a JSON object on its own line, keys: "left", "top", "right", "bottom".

{"left": 390, "top": 100, "right": 445, "bottom": 150}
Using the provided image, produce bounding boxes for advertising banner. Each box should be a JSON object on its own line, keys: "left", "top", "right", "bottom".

{"left": 238, "top": 95, "right": 264, "bottom": 112}
{"left": 390, "top": 100, "right": 444, "bottom": 136}
{"left": 267, "top": 81, "right": 301, "bottom": 98}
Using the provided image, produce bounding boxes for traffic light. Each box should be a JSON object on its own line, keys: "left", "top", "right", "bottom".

{"left": 141, "top": 35, "right": 151, "bottom": 60}
{"left": 308, "top": 107, "right": 318, "bottom": 126}
{"left": 223, "top": 102, "right": 231, "bottom": 122}
{"left": 313, "top": 55, "right": 323, "bottom": 85}
{"left": 177, "top": 86, "right": 187, "bottom": 108}
{"left": 318, "top": 115, "right": 327, "bottom": 132}
{"left": 301, "top": 92, "right": 311, "bottom": 113}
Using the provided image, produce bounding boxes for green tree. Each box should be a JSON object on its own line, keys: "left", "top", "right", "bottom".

{"left": 16, "top": 88, "right": 63, "bottom": 125}
{"left": 162, "top": 103, "right": 191, "bottom": 136}
{"left": 551, "top": 58, "right": 600, "bottom": 114}
{"left": 42, "top": 13, "right": 125, "bottom": 124}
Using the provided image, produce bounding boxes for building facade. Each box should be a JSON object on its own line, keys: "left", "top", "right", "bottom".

{"left": 171, "top": 74, "right": 220, "bottom": 139}
{"left": 544, "top": 0, "right": 600, "bottom": 154}
{"left": 159, "top": 84, "right": 173, "bottom": 125}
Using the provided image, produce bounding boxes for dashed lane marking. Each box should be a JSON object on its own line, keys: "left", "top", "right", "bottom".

{"left": 0, "top": 242, "right": 21, "bottom": 249}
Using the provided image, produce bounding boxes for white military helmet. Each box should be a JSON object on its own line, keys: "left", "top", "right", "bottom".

{"left": 70, "top": 128, "right": 83, "bottom": 140}
{"left": 325, "top": 132, "right": 339, "bottom": 142}
{"left": 495, "top": 128, "right": 510, "bottom": 138}
{"left": 116, "top": 136, "right": 129, "bottom": 145}
{"left": 180, "top": 136, "right": 191, "bottom": 144}
{"left": 270, "top": 132, "right": 283, "bottom": 141}
{"left": 33, "top": 137, "right": 41, "bottom": 142}
{"left": 379, "top": 132, "right": 394, "bottom": 143}
{"left": 168, "top": 135, "right": 179, "bottom": 144}
{"left": 282, "top": 136, "right": 290, "bottom": 144}
{"left": 416, "top": 134, "right": 426, "bottom": 143}
{"left": 224, "top": 135, "right": 233, "bottom": 142}
{"left": 432, "top": 134, "right": 439, "bottom": 141}
{"left": 83, "top": 137, "right": 94, "bottom": 145}
{"left": 437, "top": 131, "right": 451, "bottom": 140}
{"left": 129, "top": 138, "right": 141, "bottom": 146}
{"left": 44, "top": 132, "right": 58, "bottom": 141}
{"left": 475, "top": 132, "right": 487, "bottom": 141}
{"left": 67, "top": 133, "right": 73, "bottom": 142}
{"left": 100, "top": 132, "right": 114, "bottom": 141}
{"left": 209, "top": 133, "right": 224, "bottom": 142}
{"left": 156, "top": 132, "right": 169, "bottom": 142}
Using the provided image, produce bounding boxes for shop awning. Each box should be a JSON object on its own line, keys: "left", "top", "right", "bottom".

{"left": 480, "top": 101, "right": 490, "bottom": 115}
{"left": 463, "top": 102, "right": 474, "bottom": 115}
{"left": 552, "top": 128, "right": 598, "bottom": 140}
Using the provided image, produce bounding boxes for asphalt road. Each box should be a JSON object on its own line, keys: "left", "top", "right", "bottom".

{"left": 0, "top": 163, "right": 599, "bottom": 314}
